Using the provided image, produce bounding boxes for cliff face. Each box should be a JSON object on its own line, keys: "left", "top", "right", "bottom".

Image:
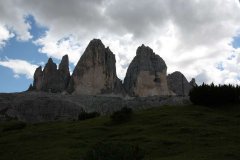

{"left": 33, "top": 66, "right": 43, "bottom": 90}
{"left": 124, "top": 45, "right": 171, "bottom": 97}
{"left": 58, "top": 55, "right": 71, "bottom": 88}
{"left": 70, "top": 39, "right": 124, "bottom": 95}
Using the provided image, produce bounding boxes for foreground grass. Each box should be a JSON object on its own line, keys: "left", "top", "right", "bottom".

{"left": 0, "top": 105, "right": 240, "bottom": 160}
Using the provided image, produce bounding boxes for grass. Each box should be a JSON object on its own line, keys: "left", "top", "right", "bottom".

{"left": 0, "top": 105, "right": 240, "bottom": 160}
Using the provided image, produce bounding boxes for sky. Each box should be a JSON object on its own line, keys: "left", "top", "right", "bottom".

{"left": 0, "top": 0, "right": 240, "bottom": 93}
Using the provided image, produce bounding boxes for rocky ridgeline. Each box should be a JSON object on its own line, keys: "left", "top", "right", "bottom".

{"left": 0, "top": 39, "right": 196, "bottom": 122}
{"left": 30, "top": 39, "right": 196, "bottom": 97}
{"left": 30, "top": 55, "right": 70, "bottom": 92}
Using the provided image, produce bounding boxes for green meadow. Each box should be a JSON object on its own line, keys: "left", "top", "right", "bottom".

{"left": 0, "top": 105, "right": 240, "bottom": 160}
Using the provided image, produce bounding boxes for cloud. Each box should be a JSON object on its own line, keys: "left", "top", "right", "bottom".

{"left": 0, "top": 0, "right": 240, "bottom": 84}
{"left": 0, "top": 25, "right": 14, "bottom": 48}
{"left": 34, "top": 33, "right": 83, "bottom": 65}
{"left": 0, "top": 0, "right": 32, "bottom": 41}
{"left": 0, "top": 58, "right": 38, "bottom": 79}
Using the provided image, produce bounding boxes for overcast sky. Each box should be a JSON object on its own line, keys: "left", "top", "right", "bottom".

{"left": 0, "top": 0, "right": 240, "bottom": 92}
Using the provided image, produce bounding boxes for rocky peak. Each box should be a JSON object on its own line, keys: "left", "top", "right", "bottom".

{"left": 136, "top": 44, "right": 154, "bottom": 57}
{"left": 59, "top": 55, "right": 69, "bottom": 71}
{"left": 135, "top": 44, "right": 167, "bottom": 72}
{"left": 31, "top": 56, "right": 71, "bottom": 93}
{"left": 33, "top": 66, "right": 43, "bottom": 90}
{"left": 58, "top": 55, "right": 71, "bottom": 88}
{"left": 167, "top": 71, "right": 192, "bottom": 96}
{"left": 34, "top": 66, "right": 43, "bottom": 75}
{"left": 190, "top": 78, "right": 197, "bottom": 87}
{"left": 124, "top": 45, "right": 170, "bottom": 97}
{"left": 70, "top": 39, "right": 124, "bottom": 95}
{"left": 80, "top": 39, "right": 112, "bottom": 67}
{"left": 88, "top": 38, "right": 105, "bottom": 49}
{"left": 44, "top": 58, "right": 57, "bottom": 73}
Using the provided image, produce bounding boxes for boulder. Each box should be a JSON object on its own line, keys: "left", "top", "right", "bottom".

{"left": 124, "top": 44, "right": 171, "bottom": 97}
{"left": 167, "top": 71, "right": 192, "bottom": 96}
{"left": 70, "top": 39, "right": 124, "bottom": 95}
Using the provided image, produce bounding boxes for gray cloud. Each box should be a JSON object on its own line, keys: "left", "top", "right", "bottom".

{"left": 0, "top": 0, "right": 240, "bottom": 84}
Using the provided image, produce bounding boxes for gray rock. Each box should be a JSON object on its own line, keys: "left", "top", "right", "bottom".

{"left": 70, "top": 39, "right": 124, "bottom": 95}
{"left": 31, "top": 55, "right": 70, "bottom": 93}
{"left": 124, "top": 44, "right": 171, "bottom": 97}
{"left": 41, "top": 58, "right": 65, "bottom": 92}
{"left": 167, "top": 71, "right": 192, "bottom": 96}
{"left": 190, "top": 78, "right": 197, "bottom": 87}
{"left": 0, "top": 92, "right": 83, "bottom": 122}
{"left": 58, "top": 55, "right": 71, "bottom": 88}
{"left": 33, "top": 66, "right": 43, "bottom": 90}
{"left": 0, "top": 92, "right": 190, "bottom": 123}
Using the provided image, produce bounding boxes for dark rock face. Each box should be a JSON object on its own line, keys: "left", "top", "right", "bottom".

{"left": 0, "top": 92, "right": 190, "bottom": 122}
{"left": 190, "top": 78, "right": 197, "bottom": 87}
{"left": 41, "top": 58, "right": 65, "bottom": 92}
{"left": 58, "top": 55, "right": 71, "bottom": 88}
{"left": 33, "top": 66, "right": 43, "bottom": 90}
{"left": 70, "top": 39, "right": 124, "bottom": 95}
{"left": 0, "top": 93, "right": 83, "bottom": 122}
{"left": 167, "top": 71, "right": 192, "bottom": 96}
{"left": 124, "top": 45, "right": 171, "bottom": 97}
{"left": 32, "top": 55, "right": 70, "bottom": 93}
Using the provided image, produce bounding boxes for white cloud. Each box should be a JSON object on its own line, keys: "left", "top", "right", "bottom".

{"left": 34, "top": 33, "right": 83, "bottom": 65}
{"left": 0, "top": 0, "right": 32, "bottom": 41}
{"left": 0, "top": 25, "right": 14, "bottom": 48}
{"left": 1, "top": 0, "right": 240, "bottom": 85}
{"left": 0, "top": 58, "right": 38, "bottom": 79}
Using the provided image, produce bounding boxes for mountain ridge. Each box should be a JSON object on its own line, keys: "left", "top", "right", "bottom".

{"left": 30, "top": 38, "right": 196, "bottom": 97}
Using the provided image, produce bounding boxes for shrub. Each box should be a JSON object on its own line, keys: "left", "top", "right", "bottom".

{"left": 189, "top": 83, "right": 240, "bottom": 106}
{"left": 78, "top": 111, "right": 100, "bottom": 121}
{"left": 84, "top": 142, "right": 145, "bottom": 160}
{"left": 110, "top": 107, "right": 133, "bottom": 124}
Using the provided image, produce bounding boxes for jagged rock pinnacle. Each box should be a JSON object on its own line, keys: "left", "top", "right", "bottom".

{"left": 167, "top": 71, "right": 193, "bottom": 96}
{"left": 124, "top": 45, "right": 171, "bottom": 97}
{"left": 70, "top": 39, "right": 124, "bottom": 95}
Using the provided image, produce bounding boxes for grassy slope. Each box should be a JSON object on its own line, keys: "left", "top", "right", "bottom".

{"left": 0, "top": 105, "right": 240, "bottom": 160}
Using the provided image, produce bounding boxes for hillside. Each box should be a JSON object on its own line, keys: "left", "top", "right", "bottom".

{"left": 0, "top": 105, "right": 240, "bottom": 160}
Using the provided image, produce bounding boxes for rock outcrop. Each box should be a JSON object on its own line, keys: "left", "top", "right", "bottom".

{"left": 0, "top": 93, "right": 83, "bottom": 122}
{"left": 33, "top": 66, "right": 43, "bottom": 90}
{"left": 190, "top": 78, "right": 197, "bottom": 87}
{"left": 167, "top": 71, "right": 192, "bottom": 96}
{"left": 70, "top": 39, "right": 124, "bottom": 95}
{"left": 58, "top": 55, "right": 71, "bottom": 88}
{"left": 41, "top": 58, "right": 62, "bottom": 92}
{"left": 32, "top": 55, "right": 71, "bottom": 92}
{"left": 124, "top": 44, "right": 171, "bottom": 97}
